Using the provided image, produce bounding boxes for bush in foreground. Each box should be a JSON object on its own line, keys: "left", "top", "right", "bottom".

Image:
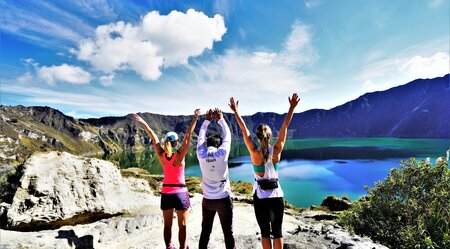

{"left": 338, "top": 158, "right": 450, "bottom": 249}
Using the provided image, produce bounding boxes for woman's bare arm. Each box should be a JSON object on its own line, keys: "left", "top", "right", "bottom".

{"left": 273, "top": 93, "right": 300, "bottom": 163}
{"left": 174, "top": 109, "right": 200, "bottom": 166}
{"left": 228, "top": 97, "right": 261, "bottom": 164}
{"left": 132, "top": 114, "right": 164, "bottom": 157}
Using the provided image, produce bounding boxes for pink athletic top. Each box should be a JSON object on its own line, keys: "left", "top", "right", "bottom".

{"left": 161, "top": 152, "right": 188, "bottom": 194}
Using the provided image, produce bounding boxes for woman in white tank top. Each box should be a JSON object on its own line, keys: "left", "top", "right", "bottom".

{"left": 229, "top": 93, "right": 300, "bottom": 249}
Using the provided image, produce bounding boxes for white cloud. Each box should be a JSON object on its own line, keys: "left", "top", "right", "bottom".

{"left": 17, "top": 59, "right": 93, "bottom": 85}
{"left": 17, "top": 72, "right": 34, "bottom": 84}
{"left": 362, "top": 80, "right": 376, "bottom": 92}
{"left": 358, "top": 39, "right": 449, "bottom": 92}
{"left": 37, "top": 64, "right": 93, "bottom": 84}
{"left": 7, "top": 20, "right": 317, "bottom": 116}
{"left": 188, "top": 49, "right": 310, "bottom": 96}
{"left": 65, "top": 110, "right": 100, "bottom": 119}
{"left": 178, "top": 22, "right": 318, "bottom": 114}
{"left": 364, "top": 50, "right": 386, "bottom": 64}
{"left": 99, "top": 74, "right": 115, "bottom": 86}
{"left": 399, "top": 52, "right": 449, "bottom": 79}
{"left": 251, "top": 52, "right": 277, "bottom": 65}
{"left": 305, "top": 0, "right": 322, "bottom": 9}
{"left": 280, "top": 22, "right": 317, "bottom": 67}
{"left": 429, "top": 0, "right": 443, "bottom": 7}
{"left": 0, "top": 1, "right": 94, "bottom": 47}
{"left": 214, "top": 0, "right": 232, "bottom": 19}
{"left": 0, "top": 83, "right": 167, "bottom": 117}
{"left": 76, "top": 9, "right": 226, "bottom": 81}
{"left": 67, "top": 0, "right": 116, "bottom": 19}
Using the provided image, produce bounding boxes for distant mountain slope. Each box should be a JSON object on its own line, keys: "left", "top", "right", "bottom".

{"left": 1, "top": 74, "right": 449, "bottom": 166}
{"left": 0, "top": 106, "right": 106, "bottom": 166}
{"left": 81, "top": 75, "right": 450, "bottom": 142}
{"left": 294, "top": 74, "right": 450, "bottom": 138}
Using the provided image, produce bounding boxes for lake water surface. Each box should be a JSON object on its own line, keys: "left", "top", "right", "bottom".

{"left": 110, "top": 138, "right": 450, "bottom": 207}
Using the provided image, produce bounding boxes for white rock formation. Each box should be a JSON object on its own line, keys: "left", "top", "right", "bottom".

{"left": 6, "top": 151, "right": 153, "bottom": 230}
{"left": 78, "top": 131, "right": 99, "bottom": 143}
{"left": 0, "top": 194, "right": 388, "bottom": 249}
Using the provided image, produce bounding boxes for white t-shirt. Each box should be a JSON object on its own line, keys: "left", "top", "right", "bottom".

{"left": 196, "top": 118, "right": 232, "bottom": 199}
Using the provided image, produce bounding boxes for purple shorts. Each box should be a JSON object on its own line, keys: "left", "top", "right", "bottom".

{"left": 160, "top": 192, "right": 190, "bottom": 210}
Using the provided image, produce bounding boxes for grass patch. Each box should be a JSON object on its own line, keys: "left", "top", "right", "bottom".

{"left": 120, "top": 168, "right": 254, "bottom": 197}
{"left": 231, "top": 180, "right": 253, "bottom": 196}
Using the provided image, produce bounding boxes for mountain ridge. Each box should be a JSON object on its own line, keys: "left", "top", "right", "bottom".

{"left": 1, "top": 74, "right": 449, "bottom": 166}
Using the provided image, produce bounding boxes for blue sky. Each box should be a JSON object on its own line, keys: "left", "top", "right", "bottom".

{"left": 1, "top": 0, "right": 449, "bottom": 118}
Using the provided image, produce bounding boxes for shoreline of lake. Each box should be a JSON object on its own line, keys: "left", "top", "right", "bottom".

{"left": 106, "top": 138, "right": 450, "bottom": 208}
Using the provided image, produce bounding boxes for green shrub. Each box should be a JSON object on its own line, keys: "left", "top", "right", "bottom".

{"left": 338, "top": 158, "right": 450, "bottom": 249}
{"left": 0, "top": 165, "right": 24, "bottom": 204}
{"left": 0, "top": 170, "right": 12, "bottom": 202}
{"left": 185, "top": 176, "right": 203, "bottom": 194}
{"left": 231, "top": 180, "right": 253, "bottom": 196}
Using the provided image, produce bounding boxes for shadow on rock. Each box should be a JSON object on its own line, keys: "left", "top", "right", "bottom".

{"left": 56, "top": 229, "right": 94, "bottom": 249}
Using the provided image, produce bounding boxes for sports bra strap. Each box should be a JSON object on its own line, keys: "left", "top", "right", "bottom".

{"left": 253, "top": 165, "right": 265, "bottom": 173}
{"left": 253, "top": 163, "right": 280, "bottom": 173}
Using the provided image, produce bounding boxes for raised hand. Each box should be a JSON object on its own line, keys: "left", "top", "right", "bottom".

{"left": 205, "top": 109, "right": 213, "bottom": 121}
{"left": 132, "top": 114, "right": 147, "bottom": 125}
{"left": 213, "top": 108, "right": 223, "bottom": 120}
{"left": 288, "top": 93, "right": 300, "bottom": 109}
{"left": 228, "top": 97, "right": 239, "bottom": 113}
{"left": 194, "top": 108, "right": 201, "bottom": 118}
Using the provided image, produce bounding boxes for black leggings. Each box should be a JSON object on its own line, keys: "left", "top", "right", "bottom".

{"left": 253, "top": 193, "right": 284, "bottom": 238}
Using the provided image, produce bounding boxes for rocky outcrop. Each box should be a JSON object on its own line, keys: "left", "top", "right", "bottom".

{"left": 4, "top": 151, "right": 153, "bottom": 231}
{"left": 321, "top": 196, "right": 352, "bottom": 211}
{"left": 0, "top": 193, "right": 387, "bottom": 249}
{"left": 285, "top": 216, "right": 385, "bottom": 249}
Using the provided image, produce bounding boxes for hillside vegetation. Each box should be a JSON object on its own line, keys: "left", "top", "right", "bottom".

{"left": 338, "top": 158, "right": 450, "bottom": 248}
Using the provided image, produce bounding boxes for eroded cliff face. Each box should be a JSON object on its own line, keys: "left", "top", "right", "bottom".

{"left": 2, "top": 151, "right": 153, "bottom": 231}
{"left": 0, "top": 105, "right": 105, "bottom": 167}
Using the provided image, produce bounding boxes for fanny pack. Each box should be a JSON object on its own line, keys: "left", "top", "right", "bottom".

{"left": 256, "top": 178, "right": 279, "bottom": 190}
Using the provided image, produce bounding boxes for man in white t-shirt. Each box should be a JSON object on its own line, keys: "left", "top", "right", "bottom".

{"left": 197, "top": 108, "right": 235, "bottom": 249}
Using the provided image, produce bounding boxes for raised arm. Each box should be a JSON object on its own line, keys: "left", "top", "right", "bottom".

{"left": 196, "top": 109, "right": 212, "bottom": 159}
{"left": 174, "top": 108, "right": 200, "bottom": 166}
{"left": 228, "top": 98, "right": 259, "bottom": 161}
{"left": 132, "top": 114, "right": 164, "bottom": 156}
{"left": 214, "top": 108, "right": 231, "bottom": 158}
{"left": 273, "top": 93, "right": 300, "bottom": 162}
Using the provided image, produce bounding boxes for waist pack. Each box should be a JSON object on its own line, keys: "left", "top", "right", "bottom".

{"left": 257, "top": 178, "right": 279, "bottom": 190}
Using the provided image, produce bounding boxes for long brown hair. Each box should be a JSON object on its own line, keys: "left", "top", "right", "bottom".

{"left": 256, "top": 124, "right": 272, "bottom": 163}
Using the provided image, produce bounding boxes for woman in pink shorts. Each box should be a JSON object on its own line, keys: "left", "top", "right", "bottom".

{"left": 133, "top": 109, "right": 200, "bottom": 249}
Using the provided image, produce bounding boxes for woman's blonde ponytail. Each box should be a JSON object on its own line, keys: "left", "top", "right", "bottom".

{"left": 260, "top": 135, "right": 270, "bottom": 163}
{"left": 164, "top": 139, "right": 173, "bottom": 158}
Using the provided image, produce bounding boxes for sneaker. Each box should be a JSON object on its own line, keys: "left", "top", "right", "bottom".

{"left": 166, "top": 245, "right": 175, "bottom": 249}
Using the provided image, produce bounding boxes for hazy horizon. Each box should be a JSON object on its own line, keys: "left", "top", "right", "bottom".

{"left": 2, "top": 73, "right": 449, "bottom": 119}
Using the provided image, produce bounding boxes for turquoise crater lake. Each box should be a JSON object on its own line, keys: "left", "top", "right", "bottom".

{"left": 110, "top": 138, "right": 450, "bottom": 207}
